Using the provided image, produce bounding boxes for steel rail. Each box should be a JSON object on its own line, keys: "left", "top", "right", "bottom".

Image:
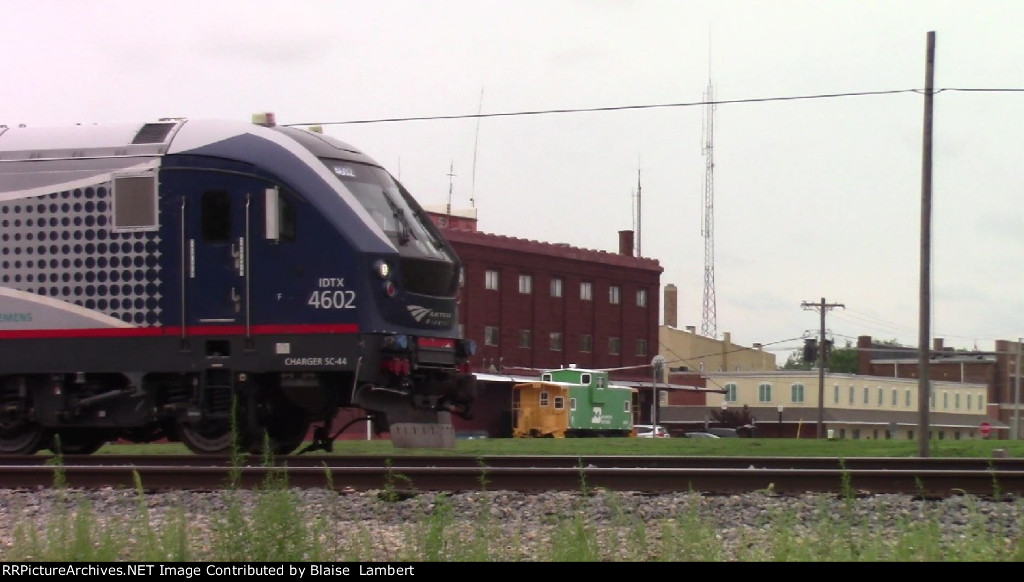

{"left": 9, "top": 454, "right": 1024, "bottom": 471}
{"left": 3, "top": 462, "right": 1024, "bottom": 498}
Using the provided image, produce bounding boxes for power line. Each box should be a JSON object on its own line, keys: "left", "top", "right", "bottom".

{"left": 282, "top": 87, "right": 1024, "bottom": 127}
{"left": 283, "top": 88, "right": 921, "bottom": 127}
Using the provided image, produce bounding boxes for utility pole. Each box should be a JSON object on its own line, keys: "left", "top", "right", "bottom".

{"left": 918, "top": 31, "right": 936, "bottom": 458}
{"left": 1015, "top": 339, "right": 1021, "bottom": 439}
{"left": 801, "top": 297, "right": 844, "bottom": 438}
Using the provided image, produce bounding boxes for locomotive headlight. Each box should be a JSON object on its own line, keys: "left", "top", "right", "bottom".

{"left": 373, "top": 259, "right": 391, "bottom": 280}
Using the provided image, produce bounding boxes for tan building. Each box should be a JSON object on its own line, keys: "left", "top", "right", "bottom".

{"left": 658, "top": 283, "right": 777, "bottom": 378}
{"left": 658, "top": 370, "right": 1003, "bottom": 440}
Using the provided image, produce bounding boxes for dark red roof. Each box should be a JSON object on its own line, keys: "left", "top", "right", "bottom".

{"left": 443, "top": 228, "right": 663, "bottom": 273}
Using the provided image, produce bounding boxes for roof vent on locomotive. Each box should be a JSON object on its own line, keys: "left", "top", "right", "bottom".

{"left": 0, "top": 114, "right": 477, "bottom": 455}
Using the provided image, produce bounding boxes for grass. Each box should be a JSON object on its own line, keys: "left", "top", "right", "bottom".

{"left": 5, "top": 437, "right": 1023, "bottom": 561}
{"left": 87, "top": 436, "right": 1024, "bottom": 458}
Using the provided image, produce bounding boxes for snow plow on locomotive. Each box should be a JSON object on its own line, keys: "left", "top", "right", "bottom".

{"left": 0, "top": 114, "right": 476, "bottom": 455}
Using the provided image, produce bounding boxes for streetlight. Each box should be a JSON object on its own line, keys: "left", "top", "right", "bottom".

{"left": 777, "top": 404, "right": 784, "bottom": 438}
{"left": 651, "top": 355, "right": 665, "bottom": 428}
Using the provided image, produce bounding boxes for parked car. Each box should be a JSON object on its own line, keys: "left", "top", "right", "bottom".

{"left": 684, "top": 432, "right": 721, "bottom": 439}
{"left": 634, "top": 424, "right": 670, "bottom": 438}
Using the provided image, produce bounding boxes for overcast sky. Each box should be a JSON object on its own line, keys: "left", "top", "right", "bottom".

{"left": 4, "top": 1, "right": 1024, "bottom": 358}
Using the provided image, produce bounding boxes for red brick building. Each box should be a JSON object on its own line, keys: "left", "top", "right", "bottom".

{"left": 428, "top": 208, "right": 664, "bottom": 436}
{"left": 857, "top": 335, "right": 1023, "bottom": 436}
{"left": 432, "top": 209, "right": 663, "bottom": 380}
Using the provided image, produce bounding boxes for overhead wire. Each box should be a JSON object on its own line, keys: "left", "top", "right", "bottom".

{"left": 283, "top": 87, "right": 1024, "bottom": 127}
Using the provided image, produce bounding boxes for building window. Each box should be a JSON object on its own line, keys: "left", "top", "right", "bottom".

{"left": 518, "top": 274, "right": 532, "bottom": 294}
{"left": 608, "top": 337, "right": 621, "bottom": 355}
{"left": 580, "top": 334, "right": 593, "bottom": 353}
{"left": 758, "top": 383, "right": 772, "bottom": 403}
{"left": 609, "top": 285, "right": 620, "bottom": 304}
{"left": 484, "top": 326, "right": 499, "bottom": 346}
{"left": 849, "top": 386, "right": 855, "bottom": 405}
{"left": 877, "top": 387, "right": 883, "bottom": 406}
{"left": 979, "top": 395, "right": 985, "bottom": 410}
{"left": 863, "top": 387, "right": 869, "bottom": 405}
{"left": 623, "top": 400, "right": 630, "bottom": 413}
{"left": 570, "top": 398, "right": 577, "bottom": 411}
{"left": 550, "top": 277, "right": 563, "bottom": 298}
{"left": 554, "top": 396, "right": 565, "bottom": 410}
{"left": 833, "top": 384, "right": 840, "bottom": 404}
{"left": 659, "top": 391, "right": 668, "bottom": 405}
{"left": 891, "top": 388, "right": 898, "bottom": 406}
{"left": 636, "top": 289, "right": 647, "bottom": 307}
{"left": 635, "top": 339, "right": 647, "bottom": 357}
{"left": 967, "top": 393, "right": 973, "bottom": 411}
{"left": 955, "top": 392, "right": 960, "bottom": 410}
{"left": 518, "top": 329, "right": 532, "bottom": 349}
{"left": 580, "top": 282, "right": 593, "bottom": 301}
{"left": 539, "top": 391, "right": 549, "bottom": 407}
{"left": 485, "top": 270, "right": 499, "bottom": 291}
{"left": 943, "top": 391, "right": 948, "bottom": 409}
{"left": 791, "top": 383, "right": 805, "bottom": 403}
{"left": 905, "top": 388, "right": 911, "bottom": 407}
{"left": 549, "top": 332, "right": 563, "bottom": 351}
{"left": 725, "top": 384, "right": 737, "bottom": 402}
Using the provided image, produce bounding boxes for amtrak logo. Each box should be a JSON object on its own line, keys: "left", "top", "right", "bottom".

{"left": 407, "top": 305, "right": 453, "bottom": 326}
{"left": 407, "top": 305, "right": 433, "bottom": 322}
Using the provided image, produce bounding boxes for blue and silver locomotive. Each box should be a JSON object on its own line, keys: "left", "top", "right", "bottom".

{"left": 0, "top": 114, "right": 476, "bottom": 454}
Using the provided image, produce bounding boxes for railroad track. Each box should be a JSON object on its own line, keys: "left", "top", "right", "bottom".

{"left": 4, "top": 454, "right": 1023, "bottom": 498}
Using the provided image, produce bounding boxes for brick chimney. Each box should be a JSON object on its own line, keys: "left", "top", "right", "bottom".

{"left": 618, "top": 230, "right": 634, "bottom": 256}
{"left": 663, "top": 284, "right": 677, "bottom": 328}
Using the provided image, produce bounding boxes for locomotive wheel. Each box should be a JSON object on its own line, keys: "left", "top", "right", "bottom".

{"left": 177, "top": 420, "right": 239, "bottom": 454}
{"left": 251, "top": 411, "right": 309, "bottom": 456}
{"left": 0, "top": 420, "right": 51, "bottom": 455}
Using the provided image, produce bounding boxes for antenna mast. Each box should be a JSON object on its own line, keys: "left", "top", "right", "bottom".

{"left": 446, "top": 161, "right": 456, "bottom": 216}
{"left": 700, "top": 67, "right": 718, "bottom": 338}
{"left": 636, "top": 164, "right": 642, "bottom": 257}
{"left": 470, "top": 87, "right": 483, "bottom": 208}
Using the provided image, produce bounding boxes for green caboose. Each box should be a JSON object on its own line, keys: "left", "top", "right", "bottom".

{"left": 513, "top": 367, "right": 635, "bottom": 438}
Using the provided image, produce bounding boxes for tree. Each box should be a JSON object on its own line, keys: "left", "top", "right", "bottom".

{"left": 827, "top": 342, "right": 858, "bottom": 373}
{"left": 782, "top": 350, "right": 812, "bottom": 370}
{"left": 782, "top": 339, "right": 858, "bottom": 373}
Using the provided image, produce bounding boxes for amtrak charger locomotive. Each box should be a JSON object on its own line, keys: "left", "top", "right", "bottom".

{"left": 0, "top": 114, "right": 476, "bottom": 455}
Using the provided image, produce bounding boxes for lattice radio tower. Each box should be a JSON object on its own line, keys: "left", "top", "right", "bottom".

{"left": 700, "top": 73, "right": 717, "bottom": 338}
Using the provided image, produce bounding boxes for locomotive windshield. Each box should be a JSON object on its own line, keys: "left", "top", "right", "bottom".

{"left": 323, "top": 159, "right": 448, "bottom": 260}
